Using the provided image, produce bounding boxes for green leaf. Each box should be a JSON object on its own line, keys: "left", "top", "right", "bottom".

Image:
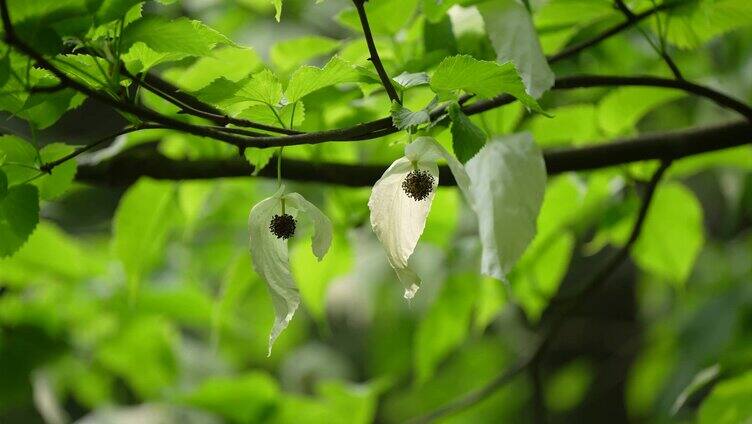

{"left": 336, "top": 0, "right": 419, "bottom": 35}
{"left": 393, "top": 72, "right": 429, "bottom": 90}
{"left": 415, "top": 275, "right": 478, "bottom": 384}
{"left": 95, "top": 0, "right": 142, "bottom": 24}
{"left": 178, "top": 373, "right": 279, "bottom": 423}
{"left": 422, "top": 0, "right": 462, "bottom": 23}
{"left": 478, "top": 0, "right": 554, "bottom": 98}
{"left": 598, "top": 87, "right": 685, "bottom": 136}
{"left": 661, "top": 0, "right": 752, "bottom": 50}
{"left": 390, "top": 102, "right": 430, "bottom": 130}
{"left": 448, "top": 102, "right": 487, "bottom": 163}
{"left": 0, "top": 135, "right": 38, "bottom": 186}
{"left": 430, "top": 55, "right": 544, "bottom": 113}
{"left": 236, "top": 69, "right": 284, "bottom": 106}
{"left": 631, "top": 182, "right": 705, "bottom": 285}
{"left": 0, "top": 184, "right": 39, "bottom": 258}
{"left": 284, "top": 56, "right": 360, "bottom": 104}
{"left": 270, "top": 36, "right": 341, "bottom": 72}
{"left": 169, "top": 46, "right": 263, "bottom": 92}
{"left": 244, "top": 148, "right": 276, "bottom": 176}
{"left": 236, "top": 101, "right": 305, "bottom": 129}
{"left": 122, "top": 16, "right": 232, "bottom": 58}
{"left": 112, "top": 178, "right": 179, "bottom": 297}
{"left": 35, "top": 143, "right": 77, "bottom": 200}
{"left": 698, "top": 370, "right": 752, "bottom": 424}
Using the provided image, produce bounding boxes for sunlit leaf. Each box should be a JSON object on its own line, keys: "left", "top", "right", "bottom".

{"left": 479, "top": 0, "right": 555, "bottom": 98}
{"left": 430, "top": 55, "right": 544, "bottom": 112}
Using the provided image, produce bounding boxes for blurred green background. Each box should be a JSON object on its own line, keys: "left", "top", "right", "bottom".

{"left": 2, "top": 0, "right": 752, "bottom": 423}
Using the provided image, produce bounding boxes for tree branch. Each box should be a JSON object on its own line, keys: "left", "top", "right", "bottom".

{"left": 547, "top": 1, "right": 675, "bottom": 63}
{"left": 406, "top": 161, "right": 671, "bottom": 423}
{"left": 135, "top": 71, "right": 302, "bottom": 135}
{"left": 553, "top": 75, "right": 752, "bottom": 121}
{"left": 352, "top": 0, "right": 401, "bottom": 104}
{"left": 75, "top": 121, "right": 750, "bottom": 187}
{"left": 39, "top": 124, "right": 161, "bottom": 173}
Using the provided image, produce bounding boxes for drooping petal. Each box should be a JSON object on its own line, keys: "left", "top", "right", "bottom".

{"left": 283, "top": 192, "right": 333, "bottom": 260}
{"left": 406, "top": 137, "right": 474, "bottom": 209}
{"left": 368, "top": 155, "right": 438, "bottom": 298}
{"left": 248, "top": 186, "right": 299, "bottom": 355}
{"left": 465, "top": 133, "right": 547, "bottom": 282}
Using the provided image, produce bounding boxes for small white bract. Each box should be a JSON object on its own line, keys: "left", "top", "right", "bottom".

{"left": 368, "top": 137, "right": 473, "bottom": 299}
{"left": 248, "top": 185, "right": 332, "bottom": 355}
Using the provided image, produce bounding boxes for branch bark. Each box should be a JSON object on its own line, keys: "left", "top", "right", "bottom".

{"left": 75, "top": 121, "right": 751, "bottom": 187}
{"left": 352, "top": 0, "right": 401, "bottom": 104}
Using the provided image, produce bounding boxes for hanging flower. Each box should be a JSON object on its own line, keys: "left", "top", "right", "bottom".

{"left": 248, "top": 185, "right": 332, "bottom": 355}
{"left": 368, "top": 136, "right": 473, "bottom": 299}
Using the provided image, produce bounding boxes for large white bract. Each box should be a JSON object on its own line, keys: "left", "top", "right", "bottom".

{"left": 248, "top": 186, "right": 332, "bottom": 355}
{"left": 368, "top": 137, "right": 473, "bottom": 299}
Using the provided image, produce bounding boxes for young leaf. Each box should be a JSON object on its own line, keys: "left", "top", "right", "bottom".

{"left": 478, "top": 0, "right": 555, "bottom": 98}
{"left": 448, "top": 102, "right": 486, "bottom": 163}
{"left": 122, "top": 16, "right": 232, "bottom": 57}
{"left": 430, "top": 55, "right": 544, "bottom": 113}
{"left": 465, "top": 133, "right": 547, "bottom": 282}
{"left": 236, "top": 69, "right": 284, "bottom": 106}
{"left": 390, "top": 102, "right": 430, "bottom": 130}
{"left": 393, "top": 72, "right": 430, "bottom": 91}
{"left": 244, "top": 148, "right": 276, "bottom": 176}
{"left": 0, "top": 184, "right": 40, "bottom": 258}
{"left": 284, "top": 56, "right": 359, "bottom": 104}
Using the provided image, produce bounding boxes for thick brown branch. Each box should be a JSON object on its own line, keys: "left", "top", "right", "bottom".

{"left": 75, "top": 121, "right": 751, "bottom": 187}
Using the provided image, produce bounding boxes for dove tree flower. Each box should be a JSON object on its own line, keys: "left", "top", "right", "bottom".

{"left": 368, "top": 136, "right": 473, "bottom": 299}
{"left": 248, "top": 185, "right": 332, "bottom": 355}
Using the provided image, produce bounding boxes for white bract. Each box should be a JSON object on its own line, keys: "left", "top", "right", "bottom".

{"left": 368, "top": 137, "right": 472, "bottom": 298}
{"left": 466, "top": 133, "right": 547, "bottom": 282}
{"left": 248, "top": 186, "right": 332, "bottom": 355}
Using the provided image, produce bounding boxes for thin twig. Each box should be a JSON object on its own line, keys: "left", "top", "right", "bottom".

{"left": 615, "top": 0, "right": 684, "bottom": 80}
{"left": 352, "top": 0, "right": 401, "bottom": 104}
{"left": 39, "top": 124, "right": 161, "bottom": 173}
{"left": 547, "top": 1, "right": 676, "bottom": 63}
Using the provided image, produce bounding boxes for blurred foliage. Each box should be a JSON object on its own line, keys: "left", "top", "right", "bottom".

{"left": 0, "top": 0, "right": 751, "bottom": 423}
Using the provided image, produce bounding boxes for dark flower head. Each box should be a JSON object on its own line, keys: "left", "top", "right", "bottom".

{"left": 402, "top": 169, "right": 435, "bottom": 201}
{"left": 269, "top": 213, "right": 296, "bottom": 239}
